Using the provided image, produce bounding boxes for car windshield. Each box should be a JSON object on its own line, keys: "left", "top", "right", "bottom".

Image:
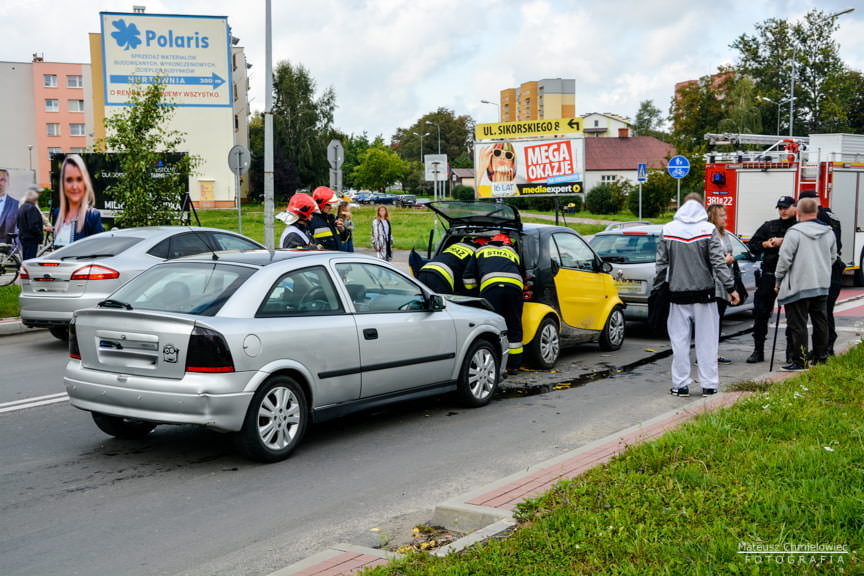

{"left": 52, "top": 235, "right": 144, "bottom": 260}
{"left": 106, "top": 262, "right": 256, "bottom": 316}
{"left": 590, "top": 234, "right": 658, "bottom": 264}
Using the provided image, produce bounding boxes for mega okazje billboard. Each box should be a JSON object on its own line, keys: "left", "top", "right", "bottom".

{"left": 474, "top": 138, "right": 585, "bottom": 198}
{"left": 101, "top": 12, "right": 232, "bottom": 107}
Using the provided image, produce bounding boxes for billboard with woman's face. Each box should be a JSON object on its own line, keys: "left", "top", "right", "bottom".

{"left": 474, "top": 137, "right": 584, "bottom": 198}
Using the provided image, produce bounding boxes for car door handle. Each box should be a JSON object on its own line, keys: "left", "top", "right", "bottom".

{"left": 363, "top": 328, "right": 378, "bottom": 340}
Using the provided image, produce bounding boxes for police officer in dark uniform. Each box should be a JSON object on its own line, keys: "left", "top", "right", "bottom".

{"left": 417, "top": 238, "right": 480, "bottom": 295}
{"left": 746, "top": 196, "right": 797, "bottom": 363}
{"left": 798, "top": 190, "right": 843, "bottom": 356}
{"left": 467, "top": 233, "right": 523, "bottom": 371}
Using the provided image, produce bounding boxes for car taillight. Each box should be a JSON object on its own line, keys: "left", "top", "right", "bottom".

{"left": 19, "top": 265, "right": 30, "bottom": 280}
{"left": 71, "top": 265, "right": 120, "bottom": 281}
{"left": 185, "top": 326, "right": 235, "bottom": 373}
{"left": 523, "top": 272, "right": 535, "bottom": 301}
{"left": 69, "top": 322, "right": 80, "bottom": 360}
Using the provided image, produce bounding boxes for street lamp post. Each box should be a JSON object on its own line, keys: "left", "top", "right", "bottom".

{"left": 480, "top": 99, "right": 500, "bottom": 122}
{"left": 758, "top": 96, "right": 793, "bottom": 135}
{"left": 788, "top": 8, "right": 854, "bottom": 136}
{"left": 412, "top": 131, "right": 429, "bottom": 164}
{"left": 27, "top": 145, "right": 34, "bottom": 183}
{"left": 425, "top": 121, "right": 442, "bottom": 200}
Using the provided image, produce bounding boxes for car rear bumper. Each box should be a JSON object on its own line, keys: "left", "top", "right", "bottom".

{"left": 20, "top": 293, "right": 108, "bottom": 327}
{"left": 64, "top": 363, "right": 254, "bottom": 432}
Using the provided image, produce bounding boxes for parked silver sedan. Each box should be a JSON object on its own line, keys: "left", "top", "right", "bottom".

{"left": 589, "top": 223, "right": 759, "bottom": 321}
{"left": 65, "top": 251, "right": 508, "bottom": 462}
{"left": 19, "top": 227, "right": 263, "bottom": 340}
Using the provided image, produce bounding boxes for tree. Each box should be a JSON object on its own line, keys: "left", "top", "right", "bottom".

{"left": 632, "top": 100, "right": 666, "bottom": 139}
{"left": 669, "top": 72, "right": 728, "bottom": 153}
{"left": 248, "top": 113, "right": 301, "bottom": 203}
{"left": 392, "top": 108, "right": 474, "bottom": 169}
{"left": 351, "top": 142, "right": 409, "bottom": 192}
{"left": 716, "top": 76, "right": 763, "bottom": 135}
{"left": 272, "top": 61, "right": 336, "bottom": 190}
{"left": 627, "top": 171, "right": 675, "bottom": 218}
{"left": 102, "top": 79, "right": 197, "bottom": 228}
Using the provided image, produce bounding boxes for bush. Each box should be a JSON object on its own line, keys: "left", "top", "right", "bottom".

{"left": 586, "top": 183, "right": 626, "bottom": 214}
{"left": 453, "top": 184, "right": 475, "bottom": 202}
{"left": 627, "top": 171, "right": 676, "bottom": 218}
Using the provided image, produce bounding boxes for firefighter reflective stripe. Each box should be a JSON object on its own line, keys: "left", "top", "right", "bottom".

{"left": 313, "top": 226, "right": 334, "bottom": 239}
{"left": 480, "top": 272, "right": 524, "bottom": 293}
{"left": 420, "top": 262, "right": 455, "bottom": 291}
{"left": 463, "top": 275, "right": 477, "bottom": 291}
{"left": 509, "top": 341, "right": 524, "bottom": 354}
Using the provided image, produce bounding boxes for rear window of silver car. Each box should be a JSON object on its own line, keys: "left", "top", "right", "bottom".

{"left": 105, "top": 262, "right": 256, "bottom": 316}
{"left": 52, "top": 235, "right": 144, "bottom": 259}
{"left": 590, "top": 234, "right": 658, "bottom": 264}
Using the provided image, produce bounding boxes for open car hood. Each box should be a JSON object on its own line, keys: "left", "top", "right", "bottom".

{"left": 427, "top": 201, "right": 522, "bottom": 232}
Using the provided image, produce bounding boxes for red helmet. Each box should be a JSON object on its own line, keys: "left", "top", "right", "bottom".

{"left": 473, "top": 236, "right": 489, "bottom": 246}
{"left": 287, "top": 193, "right": 317, "bottom": 221}
{"left": 491, "top": 233, "right": 512, "bottom": 245}
{"left": 312, "top": 186, "right": 338, "bottom": 209}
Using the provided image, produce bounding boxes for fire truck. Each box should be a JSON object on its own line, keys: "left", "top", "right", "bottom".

{"left": 704, "top": 133, "right": 864, "bottom": 285}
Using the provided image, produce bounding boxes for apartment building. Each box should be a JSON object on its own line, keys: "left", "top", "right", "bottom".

{"left": 499, "top": 78, "right": 576, "bottom": 122}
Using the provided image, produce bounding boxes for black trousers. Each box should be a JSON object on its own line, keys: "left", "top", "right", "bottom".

{"left": 826, "top": 261, "right": 843, "bottom": 354}
{"left": 716, "top": 299, "right": 728, "bottom": 341}
{"left": 482, "top": 284, "right": 523, "bottom": 369}
{"left": 785, "top": 295, "right": 829, "bottom": 365}
{"left": 752, "top": 272, "right": 793, "bottom": 362}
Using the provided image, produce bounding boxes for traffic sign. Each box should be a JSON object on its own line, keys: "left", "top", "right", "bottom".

{"left": 327, "top": 139, "right": 344, "bottom": 170}
{"left": 475, "top": 117, "right": 583, "bottom": 140}
{"left": 637, "top": 163, "right": 648, "bottom": 183}
{"left": 228, "top": 144, "right": 250, "bottom": 176}
{"left": 667, "top": 155, "right": 690, "bottom": 179}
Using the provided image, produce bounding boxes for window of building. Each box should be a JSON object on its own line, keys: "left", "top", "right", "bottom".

{"left": 67, "top": 75, "right": 83, "bottom": 88}
{"left": 70, "top": 123, "right": 86, "bottom": 137}
{"left": 601, "top": 175, "right": 618, "bottom": 184}
{"left": 69, "top": 99, "right": 85, "bottom": 112}
{"left": 43, "top": 74, "right": 57, "bottom": 88}
{"left": 47, "top": 123, "right": 61, "bottom": 137}
{"left": 71, "top": 147, "right": 86, "bottom": 154}
{"left": 45, "top": 99, "right": 59, "bottom": 112}
{"left": 48, "top": 147, "right": 62, "bottom": 156}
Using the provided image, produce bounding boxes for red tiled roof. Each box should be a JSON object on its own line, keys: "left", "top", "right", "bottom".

{"left": 452, "top": 168, "right": 474, "bottom": 178}
{"left": 585, "top": 136, "right": 676, "bottom": 171}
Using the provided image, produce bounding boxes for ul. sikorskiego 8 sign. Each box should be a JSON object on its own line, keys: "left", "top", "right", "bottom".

{"left": 473, "top": 137, "right": 585, "bottom": 199}
{"left": 101, "top": 12, "right": 232, "bottom": 108}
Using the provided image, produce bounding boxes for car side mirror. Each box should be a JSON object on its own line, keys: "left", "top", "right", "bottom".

{"left": 600, "top": 260, "right": 613, "bottom": 274}
{"left": 428, "top": 293, "right": 446, "bottom": 311}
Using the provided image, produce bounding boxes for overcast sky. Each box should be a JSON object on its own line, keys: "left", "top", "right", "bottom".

{"left": 4, "top": 0, "right": 863, "bottom": 139}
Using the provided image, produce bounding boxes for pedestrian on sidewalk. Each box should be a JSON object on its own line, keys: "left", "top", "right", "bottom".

{"left": 707, "top": 204, "right": 736, "bottom": 365}
{"left": 372, "top": 205, "right": 393, "bottom": 261}
{"left": 774, "top": 196, "right": 837, "bottom": 370}
{"left": 16, "top": 187, "right": 48, "bottom": 260}
{"left": 745, "top": 196, "right": 797, "bottom": 364}
{"left": 654, "top": 194, "right": 739, "bottom": 397}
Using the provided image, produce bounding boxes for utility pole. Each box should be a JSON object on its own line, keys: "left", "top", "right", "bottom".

{"left": 263, "top": 0, "right": 274, "bottom": 249}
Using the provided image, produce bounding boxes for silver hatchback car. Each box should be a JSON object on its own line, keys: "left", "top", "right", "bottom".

{"left": 65, "top": 251, "right": 508, "bottom": 462}
{"left": 20, "top": 227, "right": 263, "bottom": 340}
{"left": 589, "top": 223, "right": 759, "bottom": 321}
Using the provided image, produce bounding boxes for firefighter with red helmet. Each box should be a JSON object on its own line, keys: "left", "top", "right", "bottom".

{"left": 417, "top": 238, "right": 480, "bottom": 295}
{"left": 309, "top": 186, "right": 346, "bottom": 250}
{"left": 466, "top": 233, "right": 523, "bottom": 371}
{"left": 277, "top": 193, "right": 317, "bottom": 248}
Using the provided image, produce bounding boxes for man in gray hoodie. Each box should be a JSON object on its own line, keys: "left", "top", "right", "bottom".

{"left": 655, "top": 194, "right": 739, "bottom": 397}
{"left": 774, "top": 196, "right": 838, "bottom": 370}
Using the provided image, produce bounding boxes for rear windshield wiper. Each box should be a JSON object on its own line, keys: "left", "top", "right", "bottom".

{"left": 98, "top": 299, "right": 133, "bottom": 310}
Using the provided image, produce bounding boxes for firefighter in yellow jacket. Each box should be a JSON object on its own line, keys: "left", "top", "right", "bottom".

{"left": 417, "top": 238, "right": 480, "bottom": 295}
{"left": 466, "top": 233, "right": 523, "bottom": 371}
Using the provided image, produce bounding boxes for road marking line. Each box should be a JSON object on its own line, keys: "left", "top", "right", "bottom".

{"left": 0, "top": 393, "right": 68, "bottom": 414}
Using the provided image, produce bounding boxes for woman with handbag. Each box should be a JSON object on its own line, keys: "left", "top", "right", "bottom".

{"left": 707, "top": 204, "right": 738, "bottom": 364}
{"left": 371, "top": 205, "right": 393, "bottom": 261}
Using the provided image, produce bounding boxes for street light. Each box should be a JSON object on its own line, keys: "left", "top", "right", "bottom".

{"left": 412, "top": 131, "right": 429, "bottom": 164}
{"left": 788, "top": 8, "right": 854, "bottom": 136}
{"left": 480, "top": 99, "right": 500, "bottom": 122}
{"left": 758, "top": 95, "right": 794, "bottom": 135}
{"left": 27, "top": 145, "right": 34, "bottom": 183}
{"left": 425, "top": 121, "right": 442, "bottom": 200}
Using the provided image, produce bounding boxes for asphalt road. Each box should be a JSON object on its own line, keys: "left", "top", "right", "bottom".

{"left": 0, "top": 305, "right": 861, "bottom": 576}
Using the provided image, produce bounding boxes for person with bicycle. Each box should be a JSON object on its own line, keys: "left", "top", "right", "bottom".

{"left": 0, "top": 169, "right": 18, "bottom": 250}
{"left": 17, "top": 187, "right": 49, "bottom": 260}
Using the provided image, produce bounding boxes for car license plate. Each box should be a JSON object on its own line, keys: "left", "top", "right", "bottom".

{"left": 615, "top": 280, "right": 644, "bottom": 295}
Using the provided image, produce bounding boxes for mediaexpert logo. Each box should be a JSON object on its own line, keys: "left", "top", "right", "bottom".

{"left": 110, "top": 19, "right": 142, "bottom": 51}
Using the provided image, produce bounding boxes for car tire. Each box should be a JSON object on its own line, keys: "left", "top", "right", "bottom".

{"left": 237, "top": 375, "right": 308, "bottom": 462}
{"left": 599, "top": 306, "right": 625, "bottom": 351}
{"left": 49, "top": 325, "right": 69, "bottom": 341}
{"left": 456, "top": 339, "right": 500, "bottom": 408}
{"left": 92, "top": 412, "right": 157, "bottom": 439}
{"left": 526, "top": 316, "right": 560, "bottom": 369}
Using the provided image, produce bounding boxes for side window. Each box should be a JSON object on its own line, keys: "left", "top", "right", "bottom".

{"left": 728, "top": 234, "right": 752, "bottom": 261}
{"left": 552, "top": 233, "right": 596, "bottom": 272}
{"left": 212, "top": 232, "right": 261, "bottom": 251}
{"left": 148, "top": 238, "right": 170, "bottom": 259}
{"left": 167, "top": 233, "right": 212, "bottom": 259}
{"left": 257, "top": 266, "right": 343, "bottom": 317}
{"left": 335, "top": 263, "right": 426, "bottom": 313}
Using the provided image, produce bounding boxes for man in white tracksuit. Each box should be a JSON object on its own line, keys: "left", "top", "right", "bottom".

{"left": 654, "top": 194, "right": 740, "bottom": 397}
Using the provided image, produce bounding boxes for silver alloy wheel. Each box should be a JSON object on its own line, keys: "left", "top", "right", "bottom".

{"left": 608, "top": 308, "right": 625, "bottom": 346}
{"left": 257, "top": 385, "right": 302, "bottom": 450}
{"left": 468, "top": 346, "right": 497, "bottom": 400}
{"left": 539, "top": 321, "right": 560, "bottom": 365}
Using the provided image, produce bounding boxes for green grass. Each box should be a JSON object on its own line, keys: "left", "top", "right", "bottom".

{"left": 368, "top": 345, "right": 864, "bottom": 575}
{"left": 0, "top": 284, "right": 20, "bottom": 318}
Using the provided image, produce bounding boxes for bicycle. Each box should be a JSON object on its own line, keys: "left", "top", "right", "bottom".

{"left": 0, "top": 233, "right": 22, "bottom": 286}
{"left": 37, "top": 231, "right": 55, "bottom": 257}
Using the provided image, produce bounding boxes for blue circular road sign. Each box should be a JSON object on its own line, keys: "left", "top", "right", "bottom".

{"left": 667, "top": 155, "right": 690, "bottom": 179}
